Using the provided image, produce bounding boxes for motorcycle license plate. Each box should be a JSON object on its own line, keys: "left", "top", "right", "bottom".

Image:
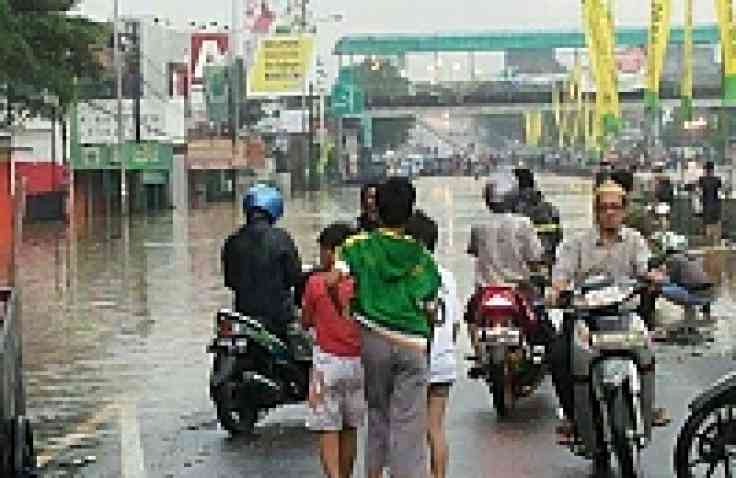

{"left": 600, "top": 359, "right": 632, "bottom": 386}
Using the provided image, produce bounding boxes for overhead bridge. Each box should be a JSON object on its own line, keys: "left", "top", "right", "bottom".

{"left": 334, "top": 25, "right": 720, "bottom": 56}
{"left": 363, "top": 88, "right": 724, "bottom": 118}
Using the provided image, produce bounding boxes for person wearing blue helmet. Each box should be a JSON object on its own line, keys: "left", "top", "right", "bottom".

{"left": 222, "top": 183, "right": 302, "bottom": 340}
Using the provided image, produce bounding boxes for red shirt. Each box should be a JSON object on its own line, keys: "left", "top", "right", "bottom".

{"left": 301, "top": 273, "right": 361, "bottom": 357}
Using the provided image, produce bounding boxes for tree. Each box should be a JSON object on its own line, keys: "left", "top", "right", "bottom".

{"left": 0, "top": 0, "right": 104, "bottom": 117}
{"left": 353, "top": 59, "right": 415, "bottom": 151}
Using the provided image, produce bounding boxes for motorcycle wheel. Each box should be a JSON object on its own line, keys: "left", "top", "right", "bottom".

{"left": 675, "top": 399, "right": 736, "bottom": 478}
{"left": 213, "top": 383, "right": 259, "bottom": 436}
{"left": 491, "top": 359, "right": 514, "bottom": 418}
{"left": 608, "top": 388, "right": 640, "bottom": 478}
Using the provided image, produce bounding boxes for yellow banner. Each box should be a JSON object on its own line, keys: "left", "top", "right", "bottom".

{"left": 716, "top": 0, "right": 736, "bottom": 76}
{"left": 647, "top": 0, "right": 672, "bottom": 95}
{"left": 247, "top": 35, "right": 315, "bottom": 97}
{"left": 583, "top": 0, "right": 619, "bottom": 139}
{"left": 681, "top": 0, "right": 693, "bottom": 99}
{"left": 525, "top": 111, "right": 543, "bottom": 147}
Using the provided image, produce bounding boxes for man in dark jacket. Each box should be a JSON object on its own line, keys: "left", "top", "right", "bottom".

{"left": 222, "top": 184, "right": 301, "bottom": 340}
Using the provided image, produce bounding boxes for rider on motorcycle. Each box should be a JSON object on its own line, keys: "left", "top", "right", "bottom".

{"left": 222, "top": 183, "right": 302, "bottom": 341}
{"left": 548, "top": 177, "right": 669, "bottom": 442}
{"left": 466, "top": 177, "right": 544, "bottom": 359}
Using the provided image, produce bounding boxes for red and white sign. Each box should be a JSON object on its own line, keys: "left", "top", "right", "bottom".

{"left": 190, "top": 33, "right": 229, "bottom": 85}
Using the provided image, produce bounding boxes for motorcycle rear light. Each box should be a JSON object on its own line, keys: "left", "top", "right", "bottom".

{"left": 218, "top": 319, "right": 234, "bottom": 337}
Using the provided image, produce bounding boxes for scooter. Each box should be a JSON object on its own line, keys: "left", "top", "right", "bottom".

{"left": 207, "top": 310, "right": 313, "bottom": 435}
{"left": 468, "top": 274, "right": 549, "bottom": 417}
{"left": 649, "top": 203, "right": 714, "bottom": 340}
{"left": 208, "top": 268, "right": 316, "bottom": 436}
{"left": 559, "top": 276, "right": 656, "bottom": 477}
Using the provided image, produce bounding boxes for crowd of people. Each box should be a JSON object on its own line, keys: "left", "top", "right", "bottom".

{"left": 221, "top": 161, "right": 724, "bottom": 477}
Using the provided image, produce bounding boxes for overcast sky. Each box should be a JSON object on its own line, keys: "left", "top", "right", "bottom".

{"left": 78, "top": 0, "right": 719, "bottom": 31}
{"left": 76, "top": 0, "right": 721, "bottom": 81}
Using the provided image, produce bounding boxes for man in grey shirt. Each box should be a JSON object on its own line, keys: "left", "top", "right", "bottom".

{"left": 466, "top": 178, "right": 544, "bottom": 355}
{"left": 549, "top": 178, "right": 668, "bottom": 440}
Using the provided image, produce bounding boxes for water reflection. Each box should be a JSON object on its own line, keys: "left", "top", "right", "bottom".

{"left": 15, "top": 175, "right": 736, "bottom": 469}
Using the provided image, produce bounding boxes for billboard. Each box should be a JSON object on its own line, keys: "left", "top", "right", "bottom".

{"left": 191, "top": 33, "right": 229, "bottom": 86}
{"left": 247, "top": 35, "right": 314, "bottom": 97}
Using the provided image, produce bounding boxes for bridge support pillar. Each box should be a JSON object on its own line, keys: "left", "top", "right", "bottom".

{"left": 433, "top": 51, "right": 440, "bottom": 83}
{"left": 469, "top": 52, "right": 476, "bottom": 81}
{"left": 397, "top": 54, "right": 407, "bottom": 77}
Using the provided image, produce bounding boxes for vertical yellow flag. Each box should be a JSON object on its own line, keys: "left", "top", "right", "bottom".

{"left": 583, "top": 0, "right": 620, "bottom": 141}
{"left": 646, "top": 0, "right": 672, "bottom": 107}
{"left": 716, "top": 0, "right": 736, "bottom": 100}
{"left": 681, "top": 0, "right": 693, "bottom": 120}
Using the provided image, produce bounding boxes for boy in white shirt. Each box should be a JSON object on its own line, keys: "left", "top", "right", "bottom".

{"left": 406, "top": 210, "right": 460, "bottom": 478}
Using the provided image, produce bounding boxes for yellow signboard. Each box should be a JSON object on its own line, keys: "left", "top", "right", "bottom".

{"left": 247, "top": 35, "right": 315, "bottom": 97}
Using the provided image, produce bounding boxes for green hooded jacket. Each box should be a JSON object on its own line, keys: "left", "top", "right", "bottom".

{"left": 338, "top": 229, "right": 442, "bottom": 338}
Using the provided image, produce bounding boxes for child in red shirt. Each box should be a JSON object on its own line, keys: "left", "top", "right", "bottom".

{"left": 302, "top": 223, "right": 364, "bottom": 478}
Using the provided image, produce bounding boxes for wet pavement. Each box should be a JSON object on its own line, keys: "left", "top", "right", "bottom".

{"left": 15, "top": 175, "right": 736, "bottom": 477}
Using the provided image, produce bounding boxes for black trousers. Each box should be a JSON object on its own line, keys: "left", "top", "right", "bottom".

{"left": 549, "top": 317, "right": 574, "bottom": 420}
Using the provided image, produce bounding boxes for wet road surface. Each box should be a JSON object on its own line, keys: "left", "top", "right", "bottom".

{"left": 16, "top": 175, "right": 736, "bottom": 477}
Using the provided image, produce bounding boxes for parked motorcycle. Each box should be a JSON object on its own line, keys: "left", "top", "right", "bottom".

{"left": 649, "top": 203, "right": 714, "bottom": 330}
{"left": 468, "top": 274, "right": 549, "bottom": 417}
{"left": 675, "top": 371, "right": 736, "bottom": 477}
{"left": 559, "top": 275, "right": 656, "bottom": 477}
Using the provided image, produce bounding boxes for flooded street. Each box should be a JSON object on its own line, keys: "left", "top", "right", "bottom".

{"left": 16, "top": 175, "right": 736, "bottom": 477}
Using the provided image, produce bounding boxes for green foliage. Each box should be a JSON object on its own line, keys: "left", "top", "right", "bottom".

{"left": 0, "top": 0, "right": 105, "bottom": 112}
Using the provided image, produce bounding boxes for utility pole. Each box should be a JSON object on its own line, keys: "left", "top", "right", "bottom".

{"left": 113, "top": 0, "right": 127, "bottom": 216}
{"left": 133, "top": 20, "right": 141, "bottom": 144}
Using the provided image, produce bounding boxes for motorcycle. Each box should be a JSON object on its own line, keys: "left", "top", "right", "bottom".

{"left": 675, "top": 371, "right": 736, "bottom": 477}
{"left": 468, "top": 274, "right": 549, "bottom": 417}
{"left": 559, "top": 276, "right": 656, "bottom": 478}
{"left": 208, "top": 269, "right": 316, "bottom": 436}
{"left": 509, "top": 189, "right": 563, "bottom": 273}
{"left": 649, "top": 203, "right": 714, "bottom": 337}
{"left": 207, "top": 310, "right": 313, "bottom": 435}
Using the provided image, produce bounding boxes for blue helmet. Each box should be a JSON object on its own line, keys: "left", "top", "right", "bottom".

{"left": 243, "top": 183, "right": 284, "bottom": 223}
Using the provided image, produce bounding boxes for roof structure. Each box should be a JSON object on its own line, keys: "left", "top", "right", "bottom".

{"left": 334, "top": 24, "right": 721, "bottom": 55}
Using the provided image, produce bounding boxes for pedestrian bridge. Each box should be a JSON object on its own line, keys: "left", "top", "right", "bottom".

{"left": 334, "top": 25, "right": 720, "bottom": 56}
{"left": 363, "top": 89, "right": 723, "bottom": 118}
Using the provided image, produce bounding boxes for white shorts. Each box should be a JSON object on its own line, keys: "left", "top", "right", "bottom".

{"left": 306, "top": 350, "right": 366, "bottom": 432}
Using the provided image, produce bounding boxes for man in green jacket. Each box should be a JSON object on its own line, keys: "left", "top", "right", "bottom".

{"left": 333, "top": 177, "right": 441, "bottom": 478}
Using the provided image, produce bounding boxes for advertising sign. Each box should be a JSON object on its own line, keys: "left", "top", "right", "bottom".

{"left": 247, "top": 35, "right": 315, "bottom": 97}
{"left": 191, "top": 33, "right": 229, "bottom": 86}
{"left": 186, "top": 139, "right": 249, "bottom": 170}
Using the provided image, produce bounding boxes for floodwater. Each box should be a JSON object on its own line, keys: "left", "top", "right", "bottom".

{"left": 13, "top": 175, "right": 736, "bottom": 472}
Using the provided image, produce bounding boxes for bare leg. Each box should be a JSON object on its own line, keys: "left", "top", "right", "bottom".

{"left": 427, "top": 392, "right": 449, "bottom": 478}
{"left": 319, "top": 432, "right": 341, "bottom": 478}
{"left": 338, "top": 428, "right": 358, "bottom": 478}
